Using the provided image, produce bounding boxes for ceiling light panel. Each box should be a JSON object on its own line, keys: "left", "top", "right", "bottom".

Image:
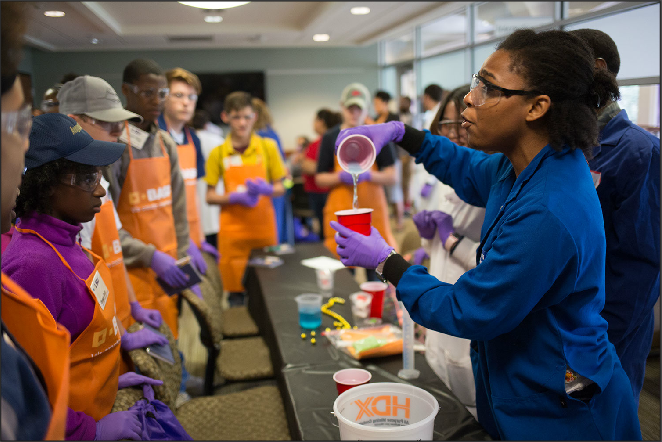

{"left": 350, "top": 7, "right": 370, "bottom": 15}
{"left": 204, "top": 16, "right": 223, "bottom": 23}
{"left": 313, "top": 34, "right": 330, "bottom": 42}
{"left": 178, "top": 2, "right": 249, "bottom": 9}
{"left": 44, "top": 11, "right": 66, "bottom": 17}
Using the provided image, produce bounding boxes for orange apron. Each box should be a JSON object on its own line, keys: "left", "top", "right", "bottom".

{"left": 1, "top": 273, "right": 71, "bottom": 440}
{"left": 171, "top": 126, "right": 203, "bottom": 248}
{"left": 323, "top": 156, "right": 397, "bottom": 257}
{"left": 116, "top": 123, "right": 180, "bottom": 339}
{"left": 218, "top": 140, "right": 278, "bottom": 292}
{"left": 13, "top": 227, "right": 120, "bottom": 421}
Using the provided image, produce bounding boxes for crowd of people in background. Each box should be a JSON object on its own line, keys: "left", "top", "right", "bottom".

{"left": 1, "top": 1, "right": 659, "bottom": 440}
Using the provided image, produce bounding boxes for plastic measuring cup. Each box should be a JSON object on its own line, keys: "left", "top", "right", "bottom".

{"left": 315, "top": 268, "right": 334, "bottom": 295}
{"left": 335, "top": 208, "right": 373, "bottom": 236}
{"left": 360, "top": 281, "right": 388, "bottom": 319}
{"left": 350, "top": 291, "right": 373, "bottom": 325}
{"left": 337, "top": 134, "right": 376, "bottom": 174}
{"left": 333, "top": 368, "right": 372, "bottom": 395}
{"left": 294, "top": 294, "right": 323, "bottom": 329}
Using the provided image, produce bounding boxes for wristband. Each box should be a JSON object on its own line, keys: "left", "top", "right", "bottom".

{"left": 449, "top": 234, "right": 464, "bottom": 256}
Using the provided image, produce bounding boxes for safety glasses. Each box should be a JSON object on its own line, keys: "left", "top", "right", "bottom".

{"left": 60, "top": 169, "right": 103, "bottom": 192}
{"left": 469, "top": 73, "right": 540, "bottom": 107}
{"left": 437, "top": 119, "right": 463, "bottom": 135}
{"left": 1, "top": 104, "right": 33, "bottom": 140}
{"left": 169, "top": 92, "right": 198, "bottom": 102}
{"left": 81, "top": 115, "right": 124, "bottom": 134}
{"left": 124, "top": 83, "right": 169, "bottom": 101}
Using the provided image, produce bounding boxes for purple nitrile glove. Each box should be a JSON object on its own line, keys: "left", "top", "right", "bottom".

{"left": 245, "top": 177, "right": 274, "bottom": 196}
{"left": 121, "top": 328, "right": 169, "bottom": 351}
{"left": 430, "top": 210, "right": 454, "bottom": 243}
{"left": 151, "top": 250, "right": 189, "bottom": 288}
{"left": 94, "top": 410, "right": 141, "bottom": 441}
{"left": 228, "top": 191, "right": 259, "bottom": 207}
{"left": 117, "top": 372, "right": 164, "bottom": 390}
{"left": 200, "top": 241, "right": 220, "bottom": 262}
{"left": 420, "top": 183, "right": 434, "bottom": 198}
{"left": 187, "top": 238, "right": 207, "bottom": 275}
{"left": 338, "top": 171, "right": 371, "bottom": 185}
{"left": 413, "top": 210, "right": 437, "bottom": 240}
{"left": 330, "top": 221, "right": 394, "bottom": 269}
{"left": 130, "top": 301, "right": 162, "bottom": 328}
{"left": 334, "top": 121, "right": 405, "bottom": 156}
{"left": 190, "top": 284, "right": 203, "bottom": 300}
{"left": 412, "top": 247, "right": 429, "bottom": 265}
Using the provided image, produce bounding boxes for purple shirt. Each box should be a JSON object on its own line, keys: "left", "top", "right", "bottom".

{"left": 1, "top": 212, "right": 98, "bottom": 440}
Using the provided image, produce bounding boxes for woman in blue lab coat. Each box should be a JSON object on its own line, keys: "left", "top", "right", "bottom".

{"left": 329, "top": 29, "right": 642, "bottom": 440}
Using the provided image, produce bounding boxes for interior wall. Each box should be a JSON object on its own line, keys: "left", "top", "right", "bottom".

{"left": 26, "top": 45, "right": 379, "bottom": 151}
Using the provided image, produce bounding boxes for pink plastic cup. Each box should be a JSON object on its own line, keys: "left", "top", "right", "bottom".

{"left": 333, "top": 368, "right": 372, "bottom": 395}
{"left": 337, "top": 134, "right": 376, "bottom": 174}
{"left": 360, "top": 281, "right": 388, "bottom": 319}
{"left": 335, "top": 208, "right": 373, "bottom": 236}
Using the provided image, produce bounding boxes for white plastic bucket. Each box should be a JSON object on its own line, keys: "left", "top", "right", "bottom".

{"left": 333, "top": 382, "right": 439, "bottom": 440}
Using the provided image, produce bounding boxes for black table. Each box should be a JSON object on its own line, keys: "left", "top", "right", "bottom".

{"left": 246, "top": 243, "right": 490, "bottom": 440}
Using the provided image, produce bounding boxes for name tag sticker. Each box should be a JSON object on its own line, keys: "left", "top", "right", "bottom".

{"left": 118, "top": 124, "right": 149, "bottom": 150}
{"left": 90, "top": 271, "right": 110, "bottom": 310}
{"left": 224, "top": 154, "right": 243, "bottom": 169}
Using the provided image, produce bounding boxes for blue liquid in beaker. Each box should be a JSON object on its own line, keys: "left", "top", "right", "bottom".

{"left": 299, "top": 309, "right": 322, "bottom": 329}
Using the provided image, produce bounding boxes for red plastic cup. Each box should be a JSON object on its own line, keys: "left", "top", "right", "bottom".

{"left": 360, "top": 281, "right": 388, "bottom": 319}
{"left": 333, "top": 368, "right": 372, "bottom": 395}
{"left": 337, "top": 134, "right": 376, "bottom": 174}
{"left": 335, "top": 208, "right": 373, "bottom": 236}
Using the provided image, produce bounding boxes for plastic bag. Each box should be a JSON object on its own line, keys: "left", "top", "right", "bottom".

{"left": 128, "top": 384, "right": 193, "bottom": 440}
{"left": 322, "top": 324, "right": 403, "bottom": 360}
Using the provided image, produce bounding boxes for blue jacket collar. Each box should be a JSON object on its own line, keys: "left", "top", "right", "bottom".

{"left": 504, "top": 144, "right": 562, "bottom": 206}
{"left": 597, "top": 109, "right": 630, "bottom": 148}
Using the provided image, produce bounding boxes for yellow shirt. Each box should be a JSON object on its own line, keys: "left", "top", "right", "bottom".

{"left": 205, "top": 133, "right": 286, "bottom": 187}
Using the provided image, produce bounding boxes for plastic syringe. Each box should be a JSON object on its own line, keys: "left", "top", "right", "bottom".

{"left": 398, "top": 301, "right": 420, "bottom": 380}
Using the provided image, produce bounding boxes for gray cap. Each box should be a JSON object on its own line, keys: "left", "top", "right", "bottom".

{"left": 340, "top": 83, "right": 370, "bottom": 109}
{"left": 58, "top": 75, "right": 142, "bottom": 123}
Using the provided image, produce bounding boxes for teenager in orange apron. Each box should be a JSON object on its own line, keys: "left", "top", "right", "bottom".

{"left": 218, "top": 140, "right": 278, "bottom": 292}
{"left": 1, "top": 273, "right": 71, "bottom": 440}
{"left": 323, "top": 155, "right": 397, "bottom": 257}
{"left": 116, "top": 124, "right": 180, "bottom": 338}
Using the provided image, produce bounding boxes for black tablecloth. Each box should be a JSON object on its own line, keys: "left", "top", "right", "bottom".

{"left": 245, "top": 243, "right": 490, "bottom": 440}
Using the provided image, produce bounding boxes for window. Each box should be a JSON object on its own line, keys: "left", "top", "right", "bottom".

{"left": 563, "top": 1, "right": 627, "bottom": 19}
{"left": 475, "top": 2, "right": 555, "bottom": 43}
{"left": 384, "top": 32, "right": 415, "bottom": 64}
{"left": 420, "top": 11, "right": 468, "bottom": 57}
{"left": 619, "top": 84, "right": 661, "bottom": 137}
{"left": 421, "top": 50, "right": 469, "bottom": 93}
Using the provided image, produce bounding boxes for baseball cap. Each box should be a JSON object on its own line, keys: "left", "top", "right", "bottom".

{"left": 340, "top": 83, "right": 370, "bottom": 109}
{"left": 58, "top": 75, "right": 142, "bottom": 123}
{"left": 25, "top": 113, "right": 126, "bottom": 170}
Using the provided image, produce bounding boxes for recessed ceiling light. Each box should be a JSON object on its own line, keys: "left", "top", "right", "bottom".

{"left": 313, "top": 34, "right": 330, "bottom": 42}
{"left": 204, "top": 15, "right": 223, "bottom": 23}
{"left": 91, "top": 38, "right": 99, "bottom": 44}
{"left": 351, "top": 6, "right": 370, "bottom": 15}
{"left": 178, "top": 2, "right": 249, "bottom": 9}
{"left": 44, "top": 11, "right": 65, "bottom": 17}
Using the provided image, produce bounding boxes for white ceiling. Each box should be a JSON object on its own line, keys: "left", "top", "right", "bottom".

{"left": 22, "top": 1, "right": 453, "bottom": 52}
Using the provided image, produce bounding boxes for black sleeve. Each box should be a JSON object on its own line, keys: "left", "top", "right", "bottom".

{"left": 398, "top": 124, "right": 426, "bottom": 156}
{"left": 376, "top": 141, "right": 396, "bottom": 169}
{"left": 316, "top": 127, "right": 339, "bottom": 173}
{"left": 382, "top": 253, "right": 411, "bottom": 287}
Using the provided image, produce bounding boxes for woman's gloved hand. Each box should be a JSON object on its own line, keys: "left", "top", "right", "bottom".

{"left": 117, "top": 372, "right": 164, "bottom": 390}
{"left": 190, "top": 284, "right": 204, "bottom": 300}
{"left": 200, "top": 241, "right": 220, "bottom": 262}
{"left": 334, "top": 121, "right": 405, "bottom": 156}
{"left": 413, "top": 211, "right": 437, "bottom": 240}
{"left": 94, "top": 410, "right": 141, "bottom": 441}
{"left": 151, "top": 250, "right": 188, "bottom": 288}
{"left": 420, "top": 182, "right": 434, "bottom": 198}
{"left": 330, "top": 221, "right": 394, "bottom": 269}
{"left": 245, "top": 178, "right": 273, "bottom": 196}
{"left": 228, "top": 191, "right": 259, "bottom": 207}
{"left": 430, "top": 211, "right": 454, "bottom": 243}
{"left": 338, "top": 171, "right": 371, "bottom": 185}
{"left": 129, "top": 301, "right": 162, "bottom": 328}
{"left": 187, "top": 238, "right": 207, "bottom": 275}
{"left": 121, "top": 328, "right": 169, "bottom": 351}
{"left": 411, "top": 247, "right": 429, "bottom": 265}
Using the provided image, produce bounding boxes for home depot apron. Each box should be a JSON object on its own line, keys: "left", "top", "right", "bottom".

{"left": 323, "top": 156, "right": 397, "bottom": 257}
{"left": 218, "top": 141, "right": 277, "bottom": 292}
{"left": 1, "top": 273, "right": 71, "bottom": 440}
{"left": 116, "top": 123, "right": 180, "bottom": 339}
{"left": 13, "top": 227, "right": 120, "bottom": 421}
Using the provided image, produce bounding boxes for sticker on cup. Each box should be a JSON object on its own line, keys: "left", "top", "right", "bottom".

{"left": 333, "top": 368, "right": 372, "bottom": 395}
{"left": 335, "top": 208, "right": 373, "bottom": 236}
{"left": 350, "top": 291, "right": 373, "bottom": 319}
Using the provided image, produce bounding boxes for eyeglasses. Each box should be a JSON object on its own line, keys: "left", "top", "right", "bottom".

{"left": 437, "top": 120, "right": 463, "bottom": 135}
{"left": 124, "top": 83, "right": 169, "bottom": 101}
{"left": 169, "top": 92, "right": 198, "bottom": 102}
{"left": 469, "top": 73, "right": 540, "bottom": 107}
{"left": 1, "top": 104, "right": 33, "bottom": 140}
{"left": 60, "top": 169, "right": 103, "bottom": 192}
{"left": 81, "top": 115, "right": 124, "bottom": 134}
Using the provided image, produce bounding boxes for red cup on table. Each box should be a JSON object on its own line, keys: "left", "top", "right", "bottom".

{"left": 335, "top": 208, "right": 373, "bottom": 236}
{"left": 360, "top": 281, "right": 389, "bottom": 319}
{"left": 333, "top": 368, "right": 372, "bottom": 395}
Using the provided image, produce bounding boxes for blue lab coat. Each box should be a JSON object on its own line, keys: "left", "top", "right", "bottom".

{"left": 589, "top": 109, "right": 660, "bottom": 404}
{"left": 396, "top": 133, "right": 642, "bottom": 440}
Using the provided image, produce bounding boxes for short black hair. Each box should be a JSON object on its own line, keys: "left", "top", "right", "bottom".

{"left": 423, "top": 84, "right": 443, "bottom": 102}
{"left": 316, "top": 108, "right": 342, "bottom": 130}
{"left": 15, "top": 159, "right": 97, "bottom": 218}
{"left": 122, "top": 58, "right": 164, "bottom": 84}
{"left": 497, "top": 29, "right": 619, "bottom": 158}
{"left": 374, "top": 90, "right": 391, "bottom": 103}
{"left": 192, "top": 109, "right": 210, "bottom": 130}
{"left": 569, "top": 29, "right": 621, "bottom": 76}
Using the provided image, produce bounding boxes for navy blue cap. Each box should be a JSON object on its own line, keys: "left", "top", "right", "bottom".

{"left": 25, "top": 113, "right": 126, "bottom": 170}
